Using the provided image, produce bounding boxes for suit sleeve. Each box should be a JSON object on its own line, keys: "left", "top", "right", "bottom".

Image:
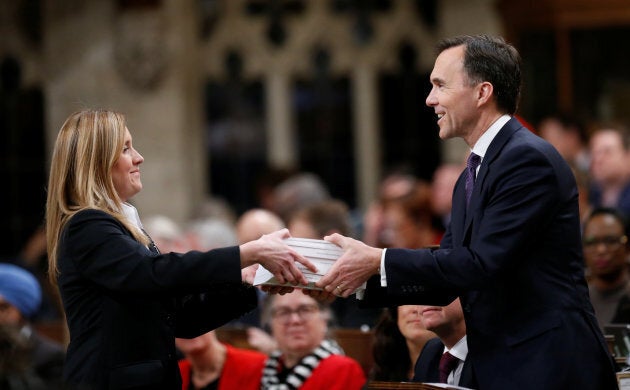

{"left": 385, "top": 142, "right": 568, "bottom": 293}
{"left": 60, "top": 210, "right": 243, "bottom": 296}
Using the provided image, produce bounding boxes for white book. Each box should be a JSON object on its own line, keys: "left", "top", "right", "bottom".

{"left": 253, "top": 238, "right": 366, "bottom": 295}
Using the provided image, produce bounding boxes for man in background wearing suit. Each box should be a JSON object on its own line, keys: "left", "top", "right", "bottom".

{"left": 315, "top": 34, "right": 618, "bottom": 389}
{"left": 412, "top": 298, "right": 474, "bottom": 388}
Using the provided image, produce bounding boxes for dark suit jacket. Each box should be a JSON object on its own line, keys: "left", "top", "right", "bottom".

{"left": 369, "top": 118, "right": 618, "bottom": 389}
{"left": 412, "top": 338, "right": 475, "bottom": 388}
{"left": 57, "top": 209, "right": 257, "bottom": 390}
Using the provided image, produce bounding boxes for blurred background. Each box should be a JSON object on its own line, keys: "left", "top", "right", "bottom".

{"left": 2, "top": 0, "right": 630, "bottom": 260}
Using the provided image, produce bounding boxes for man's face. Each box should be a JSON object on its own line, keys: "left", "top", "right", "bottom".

{"left": 270, "top": 291, "right": 327, "bottom": 359}
{"left": 418, "top": 298, "right": 464, "bottom": 334}
{"left": 590, "top": 130, "right": 630, "bottom": 184}
{"left": 426, "top": 45, "right": 480, "bottom": 143}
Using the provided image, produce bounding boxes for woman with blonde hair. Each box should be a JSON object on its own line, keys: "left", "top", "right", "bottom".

{"left": 46, "top": 109, "right": 314, "bottom": 389}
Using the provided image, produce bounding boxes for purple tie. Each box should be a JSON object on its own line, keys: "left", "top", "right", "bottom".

{"left": 465, "top": 152, "right": 481, "bottom": 206}
{"left": 439, "top": 351, "right": 460, "bottom": 383}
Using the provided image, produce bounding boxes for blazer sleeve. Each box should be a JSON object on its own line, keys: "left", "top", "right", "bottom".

{"left": 60, "top": 209, "right": 243, "bottom": 296}
{"left": 175, "top": 282, "right": 258, "bottom": 338}
{"left": 384, "top": 140, "right": 569, "bottom": 293}
{"left": 359, "top": 276, "right": 458, "bottom": 308}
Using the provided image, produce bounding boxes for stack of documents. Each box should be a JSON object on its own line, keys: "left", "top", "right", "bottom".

{"left": 253, "top": 237, "right": 365, "bottom": 296}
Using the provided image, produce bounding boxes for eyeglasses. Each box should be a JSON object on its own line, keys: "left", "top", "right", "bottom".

{"left": 271, "top": 304, "right": 320, "bottom": 323}
{"left": 583, "top": 235, "right": 628, "bottom": 251}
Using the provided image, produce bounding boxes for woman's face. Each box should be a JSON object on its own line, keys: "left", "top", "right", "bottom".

{"left": 112, "top": 127, "right": 144, "bottom": 202}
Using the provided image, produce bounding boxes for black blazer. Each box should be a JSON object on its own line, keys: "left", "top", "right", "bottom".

{"left": 57, "top": 209, "right": 257, "bottom": 389}
{"left": 412, "top": 337, "right": 475, "bottom": 388}
{"left": 366, "top": 118, "right": 618, "bottom": 389}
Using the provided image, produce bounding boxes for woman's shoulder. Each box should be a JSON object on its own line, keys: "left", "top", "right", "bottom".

{"left": 68, "top": 208, "right": 119, "bottom": 226}
{"left": 64, "top": 208, "right": 126, "bottom": 238}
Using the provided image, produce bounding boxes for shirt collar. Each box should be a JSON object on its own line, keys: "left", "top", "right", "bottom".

{"left": 444, "top": 335, "right": 468, "bottom": 361}
{"left": 471, "top": 114, "right": 511, "bottom": 160}
{"left": 121, "top": 202, "right": 144, "bottom": 232}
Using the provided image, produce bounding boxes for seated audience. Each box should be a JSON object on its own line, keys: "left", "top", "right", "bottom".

{"left": 362, "top": 171, "right": 418, "bottom": 248}
{"left": 589, "top": 124, "right": 630, "bottom": 236}
{"left": 413, "top": 298, "right": 474, "bottom": 388}
{"left": 430, "top": 163, "right": 463, "bottom": 233}
{"left": 370, "top": 306, "right": 436, "bottom": 381}
{"left": 0, "top": 263, "right": 66, "bottom": 388}
{"left": 381, "top": 180, "right": 442, "bottom": 248}
{"left": 538, "top": 113, "right": 590, "bottom": 174}
{"left": 583, "top": 207, "right": 630, "bottom": 329}
{"left": 260, "top": 290, "right": 366, "bottom": 389}
{"left": 176, "top": 330, "right": 266, "bottom": 390}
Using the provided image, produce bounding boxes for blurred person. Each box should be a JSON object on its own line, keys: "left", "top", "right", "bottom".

{"left": 0, "top": 263, "right": 65, "bottom": 388}
{"left": 381, "top": 181, "right": 442, "bottom": 249}
{"left": 316, "top": 35, "right": 617, "bottom": 388}
{"left": 236, "top": 209, "right": 286, "bottom": 244}
{"left": 362, "top": 171, "right": 418, "bottom": 248}
{"left": 2, "top": 225, "right": 64, "bottom": 322}
{"left": 589, "top": 124, "right": 630, "bottom": 236}
{"left": 142, "top": 214, "right": 188, "bottom": 254}
{"left": 260, "top": 290, "right": 365, "bottom": 389}
{"left": 538, "top": 113, "right": 590, "bottom": 174}
{"left": 45, "top": 109, "right": 315, "bottom": 389}
{"left": 370, "top": 306, "right": 436, "bottom": 382}
{"left": 186, "top": 218, "right": 238, "bottom": 251}
{"left": 0, "top": 324, "right": 46, "bottom": 390}
{"left": 583, "top": 207, "right": 630, "bottom": 329}
{"left": 413, "top": 298, "right": 474, "bottom": 387}
{"left": 430, "top": 163, "right": 464, "bottom": 232}
{"left": 288, "top": 200, "right": 382, "bottom": 329}
{"left": 271, "top": 173, "right": 330, "bottom": 223}
{"left": 572, "top": 164, "right": 593, "bottom": 227}
{"left": 192, "top": 196, "right": 237, "bottom": 227}
{"left": 176, "top": 330, "right": 266, "bottom": 390}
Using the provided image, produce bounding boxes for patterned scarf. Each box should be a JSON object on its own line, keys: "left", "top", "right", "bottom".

{"left": 260, "top": 339, "right": 343, "bottom": 390}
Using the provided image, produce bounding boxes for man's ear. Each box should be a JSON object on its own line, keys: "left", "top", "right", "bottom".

{"left": 476, "top": 82, "right": 493, "bottom": 107}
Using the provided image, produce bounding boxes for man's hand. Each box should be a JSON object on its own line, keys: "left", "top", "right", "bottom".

{"left": 315, "top": 233, "right": 382, "bottom": 298}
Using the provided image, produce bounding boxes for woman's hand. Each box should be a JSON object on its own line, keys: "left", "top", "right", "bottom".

{"left": 240, "top": 229, "right": 317, "bottom": 286}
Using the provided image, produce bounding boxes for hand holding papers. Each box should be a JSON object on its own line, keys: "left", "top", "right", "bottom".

{"left": 254, "top": 237, "right": 366, "bottom": 296}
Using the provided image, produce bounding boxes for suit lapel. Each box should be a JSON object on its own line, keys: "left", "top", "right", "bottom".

{"left": 463, "top": 117, "right": 524, "bottom": 235}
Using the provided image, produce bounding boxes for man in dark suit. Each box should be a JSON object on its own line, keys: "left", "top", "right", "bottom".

{"left": 412, "top": 298, "right": 474, "bottom": 388}
{"left": 316, "top": 35, "right": 618, "bottom": 389}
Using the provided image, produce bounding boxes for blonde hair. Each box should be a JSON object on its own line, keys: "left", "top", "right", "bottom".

{"left": 46, "top": 109, "right": 149, "bottom": 284}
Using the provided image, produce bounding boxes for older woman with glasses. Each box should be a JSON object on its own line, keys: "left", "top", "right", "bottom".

{"left": 258, "top": 289, "right": 365, "bottom": 389}
{"left": 583, "top": 207, "right": 630, "bottom": 330}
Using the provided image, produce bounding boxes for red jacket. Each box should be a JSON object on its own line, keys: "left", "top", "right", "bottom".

{"left": 178, "top": 344, "right": 266, "bottom": 390}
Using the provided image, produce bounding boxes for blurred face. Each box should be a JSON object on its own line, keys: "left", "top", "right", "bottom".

{"left": 590, "top": 130, "right": 630, "bottom": 184}
{"left": 288, "top": 217, "right": 318, "bottom": 239}
{"left": 583, "top": 214, "right": 628, "bottom": 279}
{"left": 0, "top": 296, "right": 22, "bottom": 326}
{"left": 175, "top": 331, "right": 214, "bottom": 357}
{"left": 397, "top": 305, "right": 434, "bottom": 343}
{"left": 383, "top": 205, "right": 418, "bottom": 249}
{"left": 270, "top": 291, "right": 327, "bottom": 359}
{"left": 431, "top": 165, "right": 462, "bottom": 217}
{"left": 426, "top": 45, "right": 480, "bottom": 144}
{"left": 418, "top": 298, "right": 464, "bottom": 334}
{"left": 112, "top": 127, "right": 144, "bottom": 202}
